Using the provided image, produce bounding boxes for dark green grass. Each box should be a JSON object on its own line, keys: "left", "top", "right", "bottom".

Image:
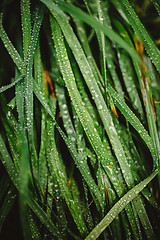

{"left": 0, "top": 0, "right": 160, "bottom": 239}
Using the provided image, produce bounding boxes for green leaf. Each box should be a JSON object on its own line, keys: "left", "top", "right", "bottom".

{"left": 47, "top": 0, "right": 140, "bottom": 62}
{"left": 116, "top": 0, "right": 160, "bottom": 73}
{"left": 0, "top": 75, "right": 23, "bottom": 94}
{"left": 85, "top": 169, "right": 159, "bottom": 240}
{"left": 108, "top": 83, "right": 157, "bottom": 166}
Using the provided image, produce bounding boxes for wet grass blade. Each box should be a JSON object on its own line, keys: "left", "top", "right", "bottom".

{"left": 21, "top": 0, "right": 31, "bottom": 63}
{"left": 0, "top": 75, "right": 23, "bottom": 94}
{"left": 85, "top": 169, "right": 159, "bottom": 240}
{"left": 151, "top": 0, "right": 160, "bottom": 16}
{"left": 47, "top": 1, "right": 135, "bottom": 191}
{"left": 0, "top": 184, "right": 16, "bottom": 232}
{"left": 108, "top": 83, "right": 157, "bottom": 165}
{"left": 0, "top": 135, "right": 20, "bottom": 188}
{"left": 24, "top": 4, "right": 44, "bottom": 147}
{"left": 0, "top": 15, "right": 25, "bottom": 73}
{"left": 50, "top": 0, "right": 140, "bottom": 62}
{"left": 116, "top": 0, "right": 160, "bottom": 73}
{"left": 33, "top": 79, "right": 103, "bottom": 210}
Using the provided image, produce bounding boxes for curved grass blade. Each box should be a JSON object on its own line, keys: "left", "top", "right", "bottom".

{"left": 47, "top": 2, "right": 136, "bottom": 192}
{"left": 0, "top": 184, "right": 17, "bottom": 232}
{"left": 85, "top": 168, "right": 159, "bottom": 240}
{"left": 151, "top": 0, "right": 160, "bottom": 16}
{"left": 50, "top": 17, "right": 147, "bottom": 238}
{"left": 33, "top": 80, "right": 104, "bottom": 210}
{"left": 0, "top": 75, "right": 23, "bottom": 94}
{"left": 42, "top": 10, "right": 156, "bottom": 237}
{"left": 26, "top": 194, "right": 62, "bottom": 239}
{"left": 46, "top": 0, "right": 140, "bottom": 63}
{"left": 50, "top": 16, "right": 128, "bottom": 195}
{"left": 108, "top": 83, "right": 157, "bottom": 166}
{"left": 47, "top": 117, "right": 88, "bottom": 237}
{"left": 116, "top": 0, "right": 160, "bottom": 73}
{"left": 0, "top": 15, "right": 25, "bottom": 74}
{"left": 0, "top": 135, "right": 20, "bottom": 188}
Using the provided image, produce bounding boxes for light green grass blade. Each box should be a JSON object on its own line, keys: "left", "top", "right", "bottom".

{"left": 43, "top": 10, "right": 155, "bottom": 238}
{"left": 25, "top": 4, "right": 44, "bottom": 143}
{"left": 50, "top": 16, "right": 127, "bottom": 196}
{"left": 21, "top": 0, "right": 31, "bottom": 62}
{"left": 47, "top": 116, "right": 88, "bottom": 237}
{"left": 33, "top": 80, "right": 104, "bottom": 209}
{"left": 145, "top": 76, "right": 160, "bottom": 167}
{"left": 108, "top": 83, "right": 156, "bottom": 164}
{"left": 50, "top": 16, "right": 147, "bottom": 238}
{"left": 16, "top": 2, "right": 31, "bottom": 232}
{"left": 0, "top": 75, "right": 23, "bottom": 94}
{"left": 49, "top": 0, "right": 140, "bottom": 62}
{"left": 15, "top": 73, "right": 25, "bottom": 126}
{"left": 34, "top": 42, "right": 48, "bottom": 194}
{"left": 55, "top": 84, "right": 76, "bottom": 143}
{"left": 47, "top": 1, "right": 136, "bottom": 191}
{"left": 116, "top": 0, "right": 160, "bottom": 73}
{"left": 0, "top": 15, "right": 25, "bottom": 73}
{"left": 85, "top": 168, "right": 159, "bottom": 240}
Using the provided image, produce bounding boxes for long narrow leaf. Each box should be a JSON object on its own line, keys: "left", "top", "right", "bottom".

{"left": 85, "top": 169, "right": 159, "bottom": 240}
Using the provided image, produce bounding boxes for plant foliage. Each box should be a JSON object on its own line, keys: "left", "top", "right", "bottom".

{"left": 0, "top": 0, "right": 160, "bottom": 239}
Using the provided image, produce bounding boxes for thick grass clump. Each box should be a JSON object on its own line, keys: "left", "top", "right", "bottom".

{"left": 0, "top": 0, "right": 160, "bottom": 239}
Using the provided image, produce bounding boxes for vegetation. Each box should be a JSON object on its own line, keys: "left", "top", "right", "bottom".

{"left": 0, "top": 0, "right": 160, "bottom": 239}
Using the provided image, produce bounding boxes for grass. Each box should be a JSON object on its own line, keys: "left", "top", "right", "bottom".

{"left": 0, "top": 0, "right": 160, "bottom": 239}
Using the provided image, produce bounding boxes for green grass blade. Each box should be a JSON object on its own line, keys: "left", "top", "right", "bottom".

{"left": 133, "top": 196, "right": 156, "bottom": 239}
{"left": 0, "top": 75, "right": 23, "bottom": 94}
{"left": 0, "top": 184, "right": 17, "bottom": 232}
{"left": 0, "top": 135, "right": 61, "bottom": 238}
{"left": 145, "top": 76, "right": 160, "bottom": 167}
{"left": 21, "top": 0, "right": 31, "bottom": 62}
{"left": 108, "top": 83, "right": 157, "bottom": 165}
{"left": 50, "top": 16, "right": 127, "bottom": 196}
{"left": 85, "top": 169, "right": 159, "bottom": 240}
{"left": 0, "top": 135, "right": 20, "bottom": 188}
{"left": 2, "top": 113, "right": 20, "bottom": 170}
{"left": 50, "top": 17, "right": 148, "bottom": 237}
{"left": 26, "top": 194, "right": 62, "bottom": 239}
{"left": 47, "top": 117, "right": 88, "bottom": 237}
{"left": 116, "top": 0, "right": 160, "bottom": 73}
{"left": 55, "top": 84, "right": 76, "bottom": 143}
{"left": 48, "top": 2, "right": 136, "bottom": 190}
{"left": 33, "top": 80, "right": 104, "bottom": 209}
{"left": 48, "top": 0, "right": 140, "bottom": 62}
{"left": 27, "top": 208, "right": 41, "bottom": 240}
{"left": 25, "top": 4, "right": 44, "bottom": 142}
{"left": 0, "top": 15, "right": 25, "bottom": 73}
{"left": 151, "top": 0, "right": 160, "bottom": 16}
